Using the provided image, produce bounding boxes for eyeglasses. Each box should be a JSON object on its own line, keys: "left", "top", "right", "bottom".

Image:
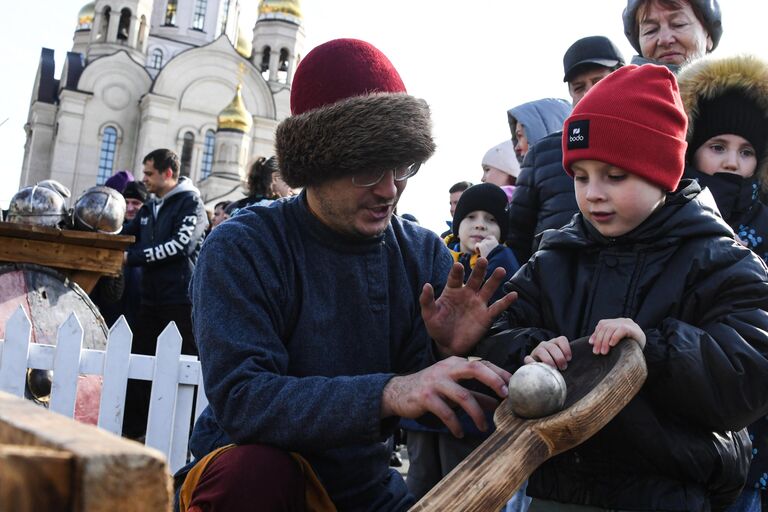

{"left": 351, "top": 162, "right": 421, "bottom": 188}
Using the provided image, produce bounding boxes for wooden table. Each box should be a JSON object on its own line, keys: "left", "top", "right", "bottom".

{"left": 0, "top": 222, "right": 134, "bottom": 293}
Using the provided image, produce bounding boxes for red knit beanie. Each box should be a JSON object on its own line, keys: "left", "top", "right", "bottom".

{"left": 290, "top": 38, "right": 406, "bottom": 115}
{"left": 562, "top": 64, "right": 688, "bottom": 192}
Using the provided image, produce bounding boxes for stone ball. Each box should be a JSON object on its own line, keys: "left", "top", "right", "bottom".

{"left": 508, "top": 362, "right": 567, "bottom": 418}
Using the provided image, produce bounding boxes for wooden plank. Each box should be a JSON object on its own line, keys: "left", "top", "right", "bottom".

{"left": 0, "top": 307, "right": 32, "bottom": 397}
{"left": 0, "top": 445, "right": 74, "bottom": 512}
{"left": 0, "top": 221, "right": 134, "bottom": 249}
{"left": 412, "top": 338, "right": 647, "bottom": 511}
{"left": 98, "top": 317, "right": 133, "bottom": 435}
{"left": 49, "top": 314, "right": 83, "bottom": 418}
{"left": 145, "top": 322, "right": 182, "bottom": 457}
{"left": 0, "top": 237, "right": 124, "bottom": 275}
{"left": 63, "top": 270, "right": 102, "bottom": 293}
{"left": 0, "top": 391, "right": 171, "bottom": 512}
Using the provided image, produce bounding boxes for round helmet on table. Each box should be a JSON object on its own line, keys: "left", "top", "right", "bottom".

{"left": 73, "top": 186, "right": 126, "bottom": 234}
{"left": 6, "top": 185, "right": 69, "bottom": 228}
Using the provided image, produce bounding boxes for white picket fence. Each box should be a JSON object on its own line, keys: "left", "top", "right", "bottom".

{"left": 0, "top": 306, "right": 207, "bottom": 473}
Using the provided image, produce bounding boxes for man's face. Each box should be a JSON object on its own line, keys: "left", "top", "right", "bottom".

{"left": 306, "top": 170, "right": 406, "bottom": 239}
{"left": 142, "top": 160, "right": 173, "bottom": 197}
{"left": 568, "top": 67, "right": 613, "bottom": 106}
{"left": 211, "top": 205, "right": 230, "bottom": 228}
{"left": 124, "top": 198, "right": 143, "bottom": 221}
{"left": 449, "top": 191, "right": 463, "bottom": 217}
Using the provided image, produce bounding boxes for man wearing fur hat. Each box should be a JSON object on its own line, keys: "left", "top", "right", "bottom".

{"left": 177, "top": 39, "right": 516, "bottom": 511}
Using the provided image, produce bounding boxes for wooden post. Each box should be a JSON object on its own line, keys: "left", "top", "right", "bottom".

{"left": 0, "top": 391, "right": 172, "bottom": 512}
{"left": 0, "top": 445, "right": 73, "bottom": 512}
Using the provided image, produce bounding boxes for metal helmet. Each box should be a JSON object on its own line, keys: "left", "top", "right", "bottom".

{"left": 7, "top": 185, "right": 69, "bottom": 228}
{"left": 73, "top": 186, "right": 126, "bottom": 234}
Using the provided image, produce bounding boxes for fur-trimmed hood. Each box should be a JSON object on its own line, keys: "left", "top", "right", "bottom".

{"left": 677, "top": 54, "right": 768, "bottom": 188}
{"left": 275, "top": 93, "right": 435, "bottom": 188}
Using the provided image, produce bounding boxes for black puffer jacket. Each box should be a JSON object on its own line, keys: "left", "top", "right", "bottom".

{"left": 506, "top": 131, "right": 579, "bottom": 263}
{"left": 480, "top": 180, "right": 768, "bottom": 511}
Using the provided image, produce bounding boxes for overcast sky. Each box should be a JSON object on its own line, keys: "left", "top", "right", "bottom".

{"left": 2, "top": 1, "right": 767, "bottom": 234}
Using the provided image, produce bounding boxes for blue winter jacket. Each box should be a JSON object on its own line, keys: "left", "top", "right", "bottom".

{"left": 188, "top": 192, "right": 453, "bottom": 510}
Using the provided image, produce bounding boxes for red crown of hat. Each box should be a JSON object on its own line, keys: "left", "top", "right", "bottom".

{"left": 562, "top": 64, "right": 688, "bottom": 192}
{"left": 276, "top": 38, "right": 435, "bottom": 188}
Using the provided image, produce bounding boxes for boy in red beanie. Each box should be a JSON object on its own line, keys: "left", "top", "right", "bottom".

{"left": 459, "top": 64, "right": 768, "bottom": 510}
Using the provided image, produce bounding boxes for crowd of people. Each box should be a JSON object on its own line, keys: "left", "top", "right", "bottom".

{"left": 25, "top": 0, "right": 768, "bottom": 510}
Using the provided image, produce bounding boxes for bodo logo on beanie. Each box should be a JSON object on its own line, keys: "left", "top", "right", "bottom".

{"left": 562, "top": 64, "right": 688, "bottom": 192}
{"left": 275, "top": 39, "right": 436, "bottom": 188}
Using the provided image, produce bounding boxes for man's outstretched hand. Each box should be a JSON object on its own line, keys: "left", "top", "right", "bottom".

{"left": 381, "top": 357, "right": 512, "bottom": 438}
{"left": 421, "top": 258, "right": 517, "bottom": 357}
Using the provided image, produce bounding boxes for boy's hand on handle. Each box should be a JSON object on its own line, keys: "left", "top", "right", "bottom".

{"left": 589, "top": 318, "right": 646, "bottom": 354}
{"left": 524, "top": 336, "right": 572, "bottom": 370}
{"left": 421, "top": 258, "right": 517, "bottom": 357}
{"left": 380, "top": 357, "right": 512, "bottom": 438}
{"left": 475, "top": 236, "right": 499, "bottom": 258}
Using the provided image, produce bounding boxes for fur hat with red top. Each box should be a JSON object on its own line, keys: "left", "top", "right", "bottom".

{"left": 275, "top": 38, "right": 436, "bottom": 188}
{"left": 561, "top": 64, "right": 688, "bottom": 192}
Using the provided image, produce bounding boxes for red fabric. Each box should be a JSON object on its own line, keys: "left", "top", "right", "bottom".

{"left": 188, "top": 444, "right": 306, "bottom": 511}
{"left": 290, "top": 38, "right": 406, "bottom": 115}
{"left": 561, "top": 64, "right": 688, "bottom": 191}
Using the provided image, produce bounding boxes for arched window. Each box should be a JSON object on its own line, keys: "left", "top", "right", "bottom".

{"left": 260, "top": 46, "right": 271, "bottom": 73}
{"left": 100, "top": 7, "right": 111, "bottom": 41}
{"left": 117, "top": 8, "right": 131, "bottom": 41}
{"left": 149, "top": 48, "right": 163, "bottom": 69}
{"left": 97, "top": 126, "right": 118, "bottom": 185}
{"left": 164, "top": 0, "right": 177, "bottom": 26}
{"left": 200, "top": 130, "right": 215, "bottom": 179}
{"left": 218, "top": 0, "right": 231, "bottom": 35}
{"left": 279, "top": 48, "right": 289, "bottom": 71}
{"left": 180, "top": 132, "right": 195, "bottom": 177}
{"left": 193, "top": 0, "right": 208, "bottom": 30}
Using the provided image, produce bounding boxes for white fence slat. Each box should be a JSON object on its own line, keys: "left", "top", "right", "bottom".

{"left": 170, "top": 383, "right": 195, "bottom": 472}
{"left": 49, "top": 314, "right": 84, "bottom": 417}
{"left": 0, "top": 307, "right": 32, "bottom": 396}
{"left": 145, "top": 322, "right": 182, "bottom": 455}
{"left": 98, "top": 316, "right": 133, "bottom": 435}
{"left": 1, "top": 311, "right": 207, "bottom": 473}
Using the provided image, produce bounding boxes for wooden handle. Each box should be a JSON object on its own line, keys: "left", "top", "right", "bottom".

{"left": 411, "top": 338, "right": 647, "bottom": 511}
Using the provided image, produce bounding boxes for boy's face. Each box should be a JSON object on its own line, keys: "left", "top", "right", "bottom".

{"left": 573, "top": 160, "right": 666, "bottom": 238}
{"left": 693, "top": 134, "right": 757, "bottom": 179}
{"left": 458, "top": 210, "right": 501, "bottom": 254}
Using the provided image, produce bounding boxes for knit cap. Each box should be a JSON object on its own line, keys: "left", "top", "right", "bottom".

{"left": 452, "top": 183, "right": 510, "bottom": 242}
{"left": 562, "top": 64, "right": 688, "bottom": 191}
{"left": 104, "top": 170, "right": 134, "bottom": 193}
{"left": 482, "top": 140, "right": 520, "bottom": 178}
{"left": 122, "top": 181, "right": 148, "bottom": 203}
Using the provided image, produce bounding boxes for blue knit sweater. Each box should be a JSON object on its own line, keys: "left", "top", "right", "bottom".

{"left": 188, "top": 192, "right": 453, "bottom": 510}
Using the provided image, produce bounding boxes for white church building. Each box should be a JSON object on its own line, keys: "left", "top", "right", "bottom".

{"left": 20, "top": 0, "right": 304, "bottom": 206}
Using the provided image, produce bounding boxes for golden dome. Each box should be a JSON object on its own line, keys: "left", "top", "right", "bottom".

{"left": 217, "top": 85, "right": 253, "bottom": 133}
{"left": 77, "top": 1, "right": 95, "bottom": 30}
{"left": 236, "top": 27, "right": 252, "bottom": 58}
{"left": 258, "top": 0, "right": 302, "bottom": 20}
